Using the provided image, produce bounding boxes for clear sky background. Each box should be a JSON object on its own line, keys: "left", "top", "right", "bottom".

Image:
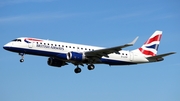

{"left": 0, "top": 0, "right": 180, "bottom": 101}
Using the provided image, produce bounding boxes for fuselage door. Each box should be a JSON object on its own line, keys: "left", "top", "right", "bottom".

{"left": 130, "top": 52, "right": 134, "bottom": 61}
{"left": 28, "top": 42, "right": 33, "bottom": 48}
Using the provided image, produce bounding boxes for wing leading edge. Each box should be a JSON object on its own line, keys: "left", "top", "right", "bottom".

{"left": 147, "top": 52, "right": 176, "bottom": 59}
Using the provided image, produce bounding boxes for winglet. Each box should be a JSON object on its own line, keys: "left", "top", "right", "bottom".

{"left": 127, "top": 36, "right": 139, "bottom": 46}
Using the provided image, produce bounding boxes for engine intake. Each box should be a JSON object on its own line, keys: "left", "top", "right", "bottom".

{"left": 67, "top": 52, "right": 85, "bottom": 61}
{"left": 47, "top": 57, "right": 66, "bottom": 67}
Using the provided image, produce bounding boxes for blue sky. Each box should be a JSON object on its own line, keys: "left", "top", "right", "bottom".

{"left": 0, "top": 0, "right": 180, "bottom": 101}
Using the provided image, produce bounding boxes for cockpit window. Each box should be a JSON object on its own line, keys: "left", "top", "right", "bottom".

{"left": 12, "top": 39, "right": 17, "bottom": 41}
{"left": 12, "top": 39, "right": 21, "bottom": 42}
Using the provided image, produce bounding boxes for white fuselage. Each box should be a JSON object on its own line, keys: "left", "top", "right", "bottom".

{"left": 3, "top": 31, "right": 175, "bottom": 73}
{"left": 3, "top": 37, "right": 149, "bottom": 66}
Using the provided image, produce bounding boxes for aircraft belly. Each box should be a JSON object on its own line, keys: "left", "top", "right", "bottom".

{"left": 100, "top": 58, "right": 136, "bottom": 65}
{"left": 101, "top": 54, "right": 135, "bottom": 65}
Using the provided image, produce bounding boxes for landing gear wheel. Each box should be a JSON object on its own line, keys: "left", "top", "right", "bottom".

{"left": 87, "top": 64, "right": 95, "bottom": 70}
{"left": 19, "top": 53, "right": 25, "bottom": 63}
{"left": 20, "top": 59, "right": 24, "bottom": 62}
{"left": 74, "top": 67, "right": 81, "bottom": 74}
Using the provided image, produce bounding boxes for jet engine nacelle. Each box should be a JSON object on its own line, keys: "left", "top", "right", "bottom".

{"left": 67, "top": 52, "right": 86, "bottom": 61}
{"left": 47, "top": 57, "right": 66, "bottom": 67}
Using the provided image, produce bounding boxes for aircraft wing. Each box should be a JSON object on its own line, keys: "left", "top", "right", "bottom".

{"left": 85, "top": 37, "right": 138, "bottom": 58}
{"left": 147, "top": 52, "right": 176, "bottom": 59}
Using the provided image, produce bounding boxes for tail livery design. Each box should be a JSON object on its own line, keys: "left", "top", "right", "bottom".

{"left": 139, "top": 31, "right": 162, "bottom": 57}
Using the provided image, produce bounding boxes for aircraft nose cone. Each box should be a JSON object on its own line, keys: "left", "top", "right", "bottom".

{"left": 3, "top": 43, "right": 11, "bottom": 50}
{"left": 3, "top": 45, "right": 9, "bottom": 50}
{"left": 3, "top": 46, "right": 6, "bottom": 49}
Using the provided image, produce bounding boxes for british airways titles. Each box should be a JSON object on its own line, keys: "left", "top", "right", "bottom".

{"left": 36, "top": 44, "right": 64, "bottom": 50}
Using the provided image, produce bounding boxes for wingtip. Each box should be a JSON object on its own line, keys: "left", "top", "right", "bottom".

{"left": 171, "top": 52, "right": 176, "bottom": 54}
{"left": 129, "top": 36, "right": 139, "bottom": 45}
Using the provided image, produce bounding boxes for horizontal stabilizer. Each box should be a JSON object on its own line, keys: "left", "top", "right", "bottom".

{"left": 147, "top": 52, "right": 176, "bottom": 59}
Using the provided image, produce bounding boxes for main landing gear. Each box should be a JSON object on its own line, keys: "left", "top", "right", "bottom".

{"left": 19, "top": 53, "right": 25, "bottom": 63}
{"left": 74, "top": 64, "right": 95, "bottom": 74}
{"left": 87, "top": 64, "right": 95, "bottom": 70}
{"left": 74, "top": 67, "right": 81, "bottom": 74}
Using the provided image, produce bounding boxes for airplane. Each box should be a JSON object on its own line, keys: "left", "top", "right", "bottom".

{"left": 3, "top": 31, "right": 175, "bottom": 73}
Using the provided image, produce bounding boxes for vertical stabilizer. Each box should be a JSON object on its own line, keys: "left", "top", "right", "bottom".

{"left": 138, "top": 31, "right": 162, "bottom": 57}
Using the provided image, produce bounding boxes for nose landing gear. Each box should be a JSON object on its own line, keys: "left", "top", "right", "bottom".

{"left": 20, "top": 59, "right": 24, "bottom": 62}
{"left": 19, "top": 53, "right": 24, "bottom": 63}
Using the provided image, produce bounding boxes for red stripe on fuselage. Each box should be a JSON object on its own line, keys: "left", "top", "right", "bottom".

{"left": 144, "top": 34, "right": 162, "bottom": 44}
{"left": 27, "top": 38, "right": 43, "bottom": 42}
{"left": 139, "top": 48, "right": 155, "bottom": 56}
